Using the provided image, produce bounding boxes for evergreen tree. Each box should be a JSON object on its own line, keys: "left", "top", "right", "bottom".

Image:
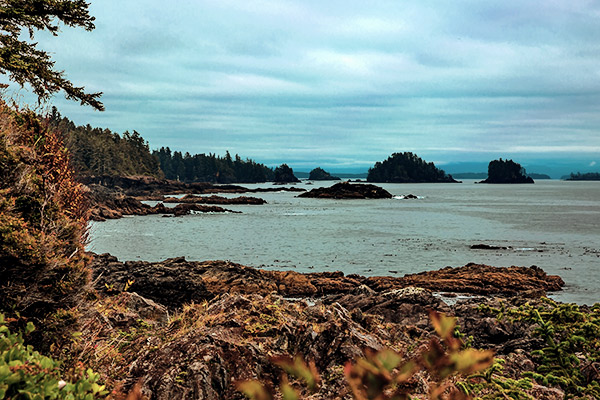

{"left": 0, "top": 0, "right": 103, "bottom": 110}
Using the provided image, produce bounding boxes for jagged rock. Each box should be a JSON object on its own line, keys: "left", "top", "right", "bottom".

{"left": 125, "top": 294, "right": 381, "bottom": 399}
{"left": 91, "top": 255, "right": 564, "bottom": 311}
{"left": 363, "top": 263, "right": 564, "bottom": 295}
{"left": 86, "top": 185, "right": 239, "bottom": 221}
{"left": 298, "top": 182, "right": 392, "bottom": 199}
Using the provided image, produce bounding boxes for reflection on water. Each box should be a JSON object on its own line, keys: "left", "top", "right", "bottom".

{"left": 88, "top": 180, "right": 600, "bottom": 305}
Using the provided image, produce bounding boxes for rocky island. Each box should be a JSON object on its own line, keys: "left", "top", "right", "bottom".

{"left": 308, "top": 167, "right": 341, "bottom": 181}
{"left": 298, "top": 181, "right": 393, "bottom": 199}
{"left": 273, "top": 163, "right": 300, "bottom": 183}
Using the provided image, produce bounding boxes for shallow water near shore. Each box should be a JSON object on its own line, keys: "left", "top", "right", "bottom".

{"left": 88, "top": 180, "right": 600, "bottom": 305}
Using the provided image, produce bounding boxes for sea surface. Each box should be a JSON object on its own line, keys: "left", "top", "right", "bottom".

{"left": 88, "top": 180, "right": 600, "bottom": 305}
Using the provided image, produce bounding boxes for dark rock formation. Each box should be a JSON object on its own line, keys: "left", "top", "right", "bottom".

{"left": 470, "top": 244, "right": 511, "bottom": 250}
{"left": 125, "top": 294, "right": 381, "bottom": 399}
{"left": 91, "top": 255, "right": 564, "bottom": 310}
{"left": 83, "top": 175, "right": 306, "bottom": 200}
{"left": 86, "top": 185, "right": 238, "bottom": 221}
{"left": 298, "top": 181, "right": 393, "bottom": 199}
{"left": 308, "top": 167, "right": 340, "bottom": 181}
{"left": 479, "top": 159, "right": 534, "bottom": 184}
{"left": 162, "top": 194, "right": 266, "bottom": 205}
{"left": 363, "top": 263, "right": 564, "bottom": 295}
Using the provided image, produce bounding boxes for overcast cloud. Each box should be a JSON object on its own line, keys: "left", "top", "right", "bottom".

{"left": 4, "top": 0, "right": 600, "bottom": 170}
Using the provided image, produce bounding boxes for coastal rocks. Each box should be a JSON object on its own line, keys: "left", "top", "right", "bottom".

{"left": 470, "top": 243, "right": 511, "bottom": 250}
{"left": 363, "top": 263, "right": 564, "bottom": 295}
{"left": 125, "top": 293, "right": 382, "bottom": 399}
{"left": 86, "top": 185, "right": 238, "bottom": 221}
{"left": 298, "top": 181, "right": 393, "bottom": 199}
{"left": 170, "top": 203, "right": 240, "bottom": 216}
{"left": 325, "top": 287, "right": 450, "bottom": 328}
{"left": 91, "top": 254, "right": 564, "bottom": 312}
{"left": 162, "top": 194, "right": 267, "bottom": 205}
{"left": 92, "top": 254, "right": 274, "bottom": 309}
{"left": 85, "top": 254, "right": 582, "bottom": 400}
{"left": 91, "top": 254, "right": 365, "bottom": 307}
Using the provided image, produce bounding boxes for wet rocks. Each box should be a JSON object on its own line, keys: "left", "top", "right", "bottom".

{"left": 162, "top": 194, "right": 267, "bottom": 205}
{"left": 91, "top": 255, "right": 564, "bottom": 312}
{"left": 86, "top": 185, "right": 239, "bottom": 221}
{"left": 471, "top": 243, "right": 511, "bottom": 250}
{"left": 383, "top": 263, "right": 564, "bottom": 295}
{"left": 298, "top": 181, "right": 393, "bottom": 199}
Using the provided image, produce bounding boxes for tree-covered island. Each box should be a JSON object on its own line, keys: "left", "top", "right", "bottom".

{"left": 308, "top": 167, "right": 341, "bottom": 180}
{"left": 367, "top": 152, "right": 458, "bottom": 183}
{"left": 479, "top": 159, "right": 534, "bottom": 184}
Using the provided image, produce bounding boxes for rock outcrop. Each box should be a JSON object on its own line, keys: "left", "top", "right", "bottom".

{"left": 86, "top": 185, "right": 238, "bottom": 221}
{"left": 298, "top": 181, "right": 393, "bottom": 199}
{"left": 84, "top": 253, "right": 581, "bottom": 400}
{"left": 162, "top": 194, "right": 267, "bottom": 205}
{"left": 91, "top": 255, "right": 564, "bottom": 309}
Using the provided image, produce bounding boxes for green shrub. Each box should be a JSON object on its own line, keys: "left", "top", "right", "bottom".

{"left": 0, "top": 313, "right": 106, "bottom": 399}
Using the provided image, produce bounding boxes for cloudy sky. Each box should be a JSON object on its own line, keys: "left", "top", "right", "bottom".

{"left": 5, "top": 0, "right": 600, "bottom": 171}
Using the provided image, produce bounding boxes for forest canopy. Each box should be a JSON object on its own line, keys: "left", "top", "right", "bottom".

{"left": 154, "top": 148, "right": 275, "bottom": 184}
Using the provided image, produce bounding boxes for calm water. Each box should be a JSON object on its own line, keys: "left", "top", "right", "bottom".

{"left": 88, "top": 180, "right": 600, "bottom": 305}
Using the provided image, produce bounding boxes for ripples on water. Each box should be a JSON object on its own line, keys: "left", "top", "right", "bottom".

{"left": 88, "top": 180, "right": 600, "bottom": 305}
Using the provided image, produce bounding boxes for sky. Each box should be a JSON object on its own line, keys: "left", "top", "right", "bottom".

{"left": 3, "top": 0, "right": 600, "bottom": 173}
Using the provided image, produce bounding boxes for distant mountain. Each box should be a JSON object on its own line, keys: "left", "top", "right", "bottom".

{"left": 528, "top": 173, "right": 551, "bottom": 180}
{"left": 451, "top": 172, "right": 487, "bottom": 179}
{"left": 444, "top": 160, "right": 598, "bottom": 179}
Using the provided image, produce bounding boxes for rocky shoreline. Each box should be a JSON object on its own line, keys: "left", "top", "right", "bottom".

{"left": 84, "top": 177, "right": 304, "bottom": 221}
{"left": 76, "top": 253, "right": 594, "bottom": 400}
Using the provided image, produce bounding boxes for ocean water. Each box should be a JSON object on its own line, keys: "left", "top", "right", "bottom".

{"left": 87, "top": 180, "right": 600, "bottom": 305}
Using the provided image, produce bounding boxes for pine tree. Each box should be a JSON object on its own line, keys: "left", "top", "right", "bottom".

{"left": 0, "top": 0, "right": 103, "bottom": 110}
